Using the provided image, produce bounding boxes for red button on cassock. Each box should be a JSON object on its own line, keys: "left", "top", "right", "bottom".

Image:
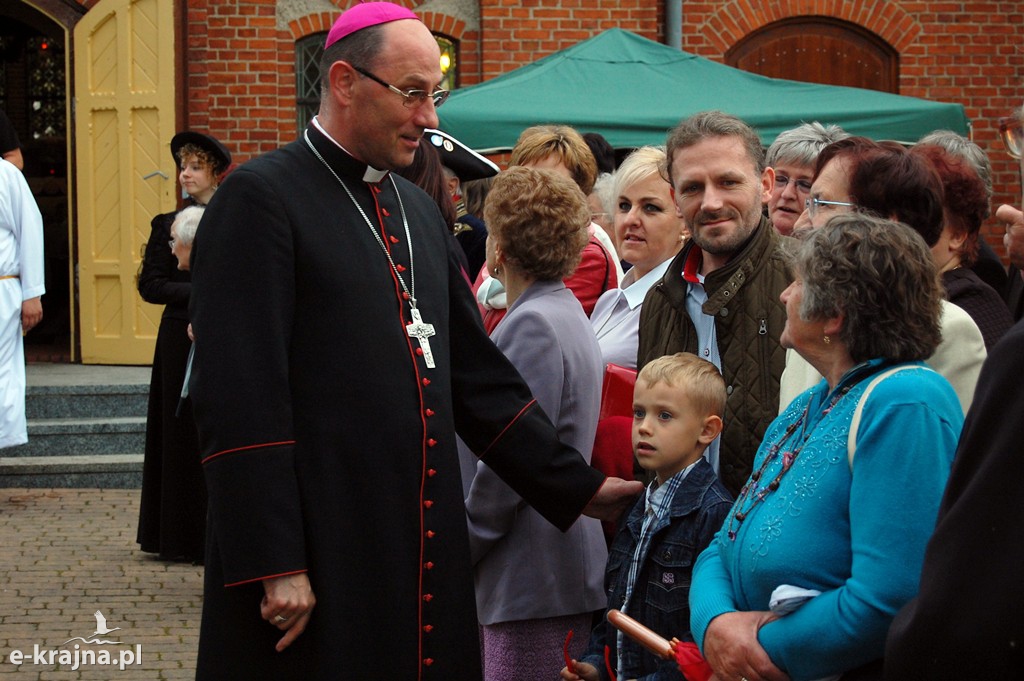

{"left": 382, "top": 208, "right": 391, "bottom": 216}
{"left": 427, "top": 468, "right": 437, "bottom": 477}
{"left": 427, "top": 438, "right": 437, "bottom": 447}
{"left": 426, "top": 530, "right": 435, "bottom": 538}
{"left": 423, "top": 624, "right": 433, "bottom": 632}
{"left": 423, "top": 658, "right": 433, "bottom": 666}
{"left": 424, "top": 561, "right": 434, "bottom": 570}
{"left": 422, "top": 378, "right": 431, "bottom": 386}
{"left": 424, "top": 500, "right": 433, "bottom": 508}
{"left": 390, "top": 235, "right": 400, "bottom": 244}
{"left": 423, "top": 593, "right": 433, "bottom": 602}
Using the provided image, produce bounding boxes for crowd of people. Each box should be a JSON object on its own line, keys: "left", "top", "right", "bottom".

{"left": 96, "top": 2, "right": 1024, "bottom": 680}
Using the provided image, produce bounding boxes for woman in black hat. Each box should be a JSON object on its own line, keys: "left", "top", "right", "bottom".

{"left": 136, "top": 132, "right": 231, "bottom": 563}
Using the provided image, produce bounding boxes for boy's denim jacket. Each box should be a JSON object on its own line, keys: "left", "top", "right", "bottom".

{"left": 580, "top": 457, "right": 732, "bottom": 681}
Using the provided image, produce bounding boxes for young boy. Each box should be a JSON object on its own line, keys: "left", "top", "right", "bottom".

{"left": 561, "top": 352, "right": 733, "bottom": 681}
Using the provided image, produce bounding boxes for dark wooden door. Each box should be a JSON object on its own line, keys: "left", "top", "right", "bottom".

{"left": 726, "top": 18, "right": 898, "bottom": 94}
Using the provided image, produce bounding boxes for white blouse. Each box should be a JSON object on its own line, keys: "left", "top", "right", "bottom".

{"left": 590, "top": 257, "right": 674, "bottom": 369}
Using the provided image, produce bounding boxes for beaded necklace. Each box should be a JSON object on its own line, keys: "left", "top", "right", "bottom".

{"left": 726, "top": 383, "right": 853, "bottom": 541}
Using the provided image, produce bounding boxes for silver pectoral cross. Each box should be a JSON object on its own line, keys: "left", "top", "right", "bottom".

{"left": 406, "top": 307, "right": 436, "bottom": 369}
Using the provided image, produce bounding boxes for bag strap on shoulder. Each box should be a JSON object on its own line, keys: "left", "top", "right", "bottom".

{"left": 847, "top": 365, "right": 930, "bottom": 469}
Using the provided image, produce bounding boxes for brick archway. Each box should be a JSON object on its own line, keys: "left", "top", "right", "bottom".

{"left": 698, "top": 0, "right": 920, "bottom": 55}
{"left": 286, "top": 2, "right": 468, "bottom": 43}
{"left": 286, "top": 3, "right": 479, "bottom": 86}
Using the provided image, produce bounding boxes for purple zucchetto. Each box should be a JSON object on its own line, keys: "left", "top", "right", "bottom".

{"left": 324, "top": 2, "right": 420, "bottom": 49}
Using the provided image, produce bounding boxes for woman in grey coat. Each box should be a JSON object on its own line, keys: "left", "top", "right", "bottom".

{"left": 460, "top": 166, "right": 608, "bottom": 680}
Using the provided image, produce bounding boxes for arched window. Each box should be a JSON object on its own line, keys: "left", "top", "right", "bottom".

{"left": 436, "top": 35, "right": 457, "bottom": 90}
{"left": 295, "top": 33, "right": 325, "bottom": 132}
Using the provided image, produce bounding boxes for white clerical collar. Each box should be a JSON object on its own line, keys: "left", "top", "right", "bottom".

{"left": 311, "top": 116, "right": 389, "bottom": 183}
{"left": 622, "top": 257, "right": 675, "bottom": 309}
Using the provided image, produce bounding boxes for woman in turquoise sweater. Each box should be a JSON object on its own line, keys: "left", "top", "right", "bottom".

{"left": 690, "top": 214, "right": 964, "bottom": 681}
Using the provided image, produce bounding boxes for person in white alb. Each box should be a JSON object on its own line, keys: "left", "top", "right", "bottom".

{"left": 0, "top": 158, "right": 44, "bottom": 447}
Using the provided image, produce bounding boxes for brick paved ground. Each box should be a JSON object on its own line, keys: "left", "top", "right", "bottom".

{"left": 0, "top": 489, "right": 201, "bottom": 680}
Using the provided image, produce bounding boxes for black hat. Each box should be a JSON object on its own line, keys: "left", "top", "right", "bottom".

{"left": 425, "top": 129, "right": 499, "bottom": 182}
{"left": 170, "top": 131, "right": 232, "bottom": 175}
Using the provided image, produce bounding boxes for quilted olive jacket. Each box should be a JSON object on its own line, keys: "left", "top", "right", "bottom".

{"left": 637, "top": 217, "right": 792, "bottom": 495}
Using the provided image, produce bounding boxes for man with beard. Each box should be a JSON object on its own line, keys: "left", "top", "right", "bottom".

{"left": 637, "top": 111, "right": 791, "bottom": 495}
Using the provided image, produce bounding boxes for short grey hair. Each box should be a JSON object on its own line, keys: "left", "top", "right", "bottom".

{"left": 796, "top": 212, "right": 942, "bottom": 363}
{"left": 766, "top": 122, "right": 849, "bottom": 169}
{"left": 916, "top": 129, "right": 993, "bottom": 207}
{"left": 172, "top": 205, "right": 206, "bottom": 246}
{"left": 591, "top": 172, "right": 616, "bottom": 219}
{"left": 611, "top": 146, "right": 668, "bottom": 203}
{"left": 666, "top": 111, "right": 765, "bottom": 185}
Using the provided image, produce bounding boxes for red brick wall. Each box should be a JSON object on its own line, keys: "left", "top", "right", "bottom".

{"left": 679, "top": 0, "right": 1023, "bottom": 261}
{"left": 67, "top": 0, "right": 1022, "bottom": 250}
{"left": 478, "top": 0, "right": 662, "bottom": 79}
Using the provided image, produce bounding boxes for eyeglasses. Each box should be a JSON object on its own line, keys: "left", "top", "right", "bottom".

{"left": 774, "top": 175, "right": 813, "bottom": 194}
{"left": 998, "top": 115, "right": 1023, "bottom": 159}
{"left": 353, "top": 65, "right": 450, "bottom": 109}
{"left": 805, "top": 197, "right": 856, "bottom": 219}
{"left": 168, "top": 238, "right": 176, "bottom": 249}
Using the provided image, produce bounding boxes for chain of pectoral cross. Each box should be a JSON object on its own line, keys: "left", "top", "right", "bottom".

{"left": 304, "top": 130, "right": 437, "bottom": 369}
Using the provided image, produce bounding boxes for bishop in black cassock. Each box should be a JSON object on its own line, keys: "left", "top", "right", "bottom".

{"left": 189, "top": 115, "right": 615, "bottom": 677}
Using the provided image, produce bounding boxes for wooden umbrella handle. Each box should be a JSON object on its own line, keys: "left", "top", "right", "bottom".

{"left": 606, "top": 609, "right": 674, "bottom": 660}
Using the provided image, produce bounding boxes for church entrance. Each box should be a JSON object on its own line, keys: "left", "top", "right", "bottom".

{"left": 1, "top": 2, "right": 74, "bottom": 361}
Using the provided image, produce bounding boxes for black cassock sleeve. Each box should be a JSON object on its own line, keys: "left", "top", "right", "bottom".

{"left": 189, "top": 167, "right": 306, "bottom": 587}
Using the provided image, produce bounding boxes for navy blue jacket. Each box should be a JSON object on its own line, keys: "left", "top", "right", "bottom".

{"left": 580, "top": 457, "right": 732, "bottom": 680}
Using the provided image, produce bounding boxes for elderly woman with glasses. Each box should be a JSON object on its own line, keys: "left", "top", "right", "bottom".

{"left": 459, "top": 166, "right": 608, "bottom": 680}
{"left": 764, "top": 122, "right": 848, "bottom": 236}
{"left": 691, "top": 213, "right": 963, "bottom": 681}
{"left": 784, "top": 136, "right": 986, "bottom": 416}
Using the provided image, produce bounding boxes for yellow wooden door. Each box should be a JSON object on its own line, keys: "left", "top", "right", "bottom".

{"left": 74, "top": 0, "right": 176, "bottom": 364}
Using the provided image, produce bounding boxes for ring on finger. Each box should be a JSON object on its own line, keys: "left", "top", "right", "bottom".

{"left": 274, "top": 614, "right": 288, "bottom": 623}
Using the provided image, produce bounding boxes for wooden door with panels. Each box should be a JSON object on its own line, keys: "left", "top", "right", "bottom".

{"left": 74, "top": 0, "right": 176, "bottom": 364}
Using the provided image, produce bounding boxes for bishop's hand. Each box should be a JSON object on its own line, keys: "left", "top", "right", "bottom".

{"left": 582, "top": 476, "right": 643, "bottom": 522}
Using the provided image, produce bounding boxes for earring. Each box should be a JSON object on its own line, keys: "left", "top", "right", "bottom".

{"left": 823, "top": 335, "right": 831, "bottom": 344}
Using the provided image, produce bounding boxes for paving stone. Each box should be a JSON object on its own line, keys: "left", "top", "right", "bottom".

{"left": 0, "top": 489, "right": 201, "bottom": 678}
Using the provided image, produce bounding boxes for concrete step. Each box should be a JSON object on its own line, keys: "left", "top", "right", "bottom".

{"left": 0, "top": 454, "right": 143, "bottom": 488}
{"left": 1, "top": 364, "right": 152, "bottom": 488}
{"left": 25, "top": 383, "right": 149, "bottom": 420}
{"left": 0, "top": 417, "right": 146, "bottom": 457}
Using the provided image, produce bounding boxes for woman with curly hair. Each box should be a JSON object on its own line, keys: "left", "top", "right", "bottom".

{"left": 460, "top": 166, "right": 608, "bottom": 680}
{"left": 691, "top": 214, "right": 964, "bottom": 681}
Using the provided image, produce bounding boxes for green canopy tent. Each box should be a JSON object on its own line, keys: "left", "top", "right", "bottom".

{"left": 438, "top": 29, "right": 969, "bottom": 153}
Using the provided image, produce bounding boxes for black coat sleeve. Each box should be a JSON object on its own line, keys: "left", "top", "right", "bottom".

{"left": 188, "top": 167, "right": 306, "bottom": 587}
{"left": 138, "top": 212, "right": 191, "bottom": 306}
{"left": 885, "top": 319, "right": 1024, "bottom": 678}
